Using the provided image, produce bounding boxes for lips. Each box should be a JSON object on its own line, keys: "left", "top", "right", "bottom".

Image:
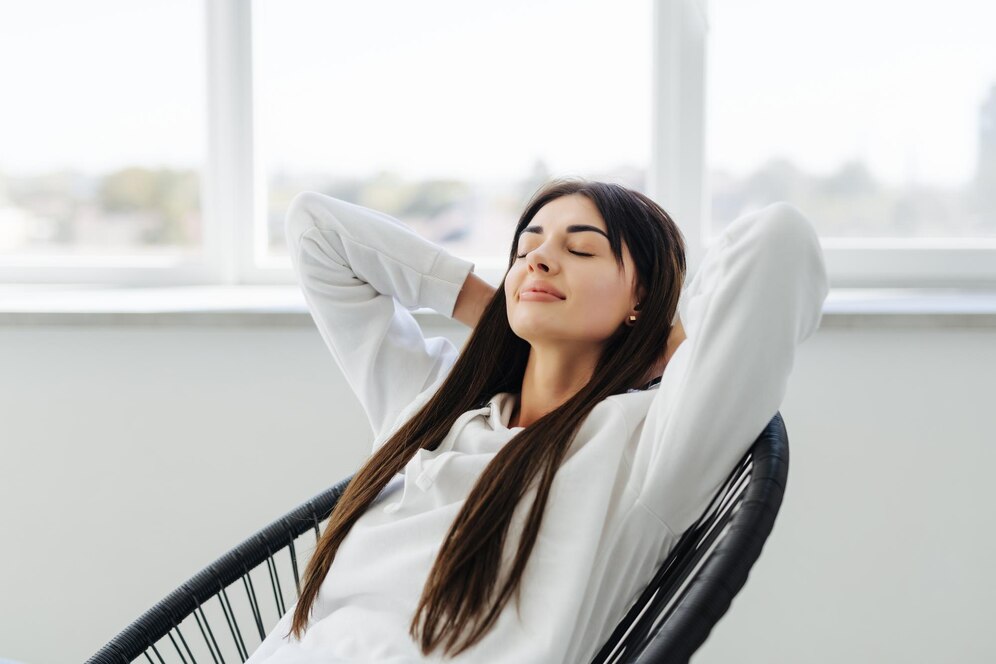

{"left": 521, "top": 281, "right": 566, "bottom": 299}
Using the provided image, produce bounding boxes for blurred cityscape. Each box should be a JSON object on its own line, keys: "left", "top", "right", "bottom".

{"left": 1, "top": 84, "right": 993, "bottom": 259}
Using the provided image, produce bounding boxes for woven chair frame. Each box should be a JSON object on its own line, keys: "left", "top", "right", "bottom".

{"left": 85, "top": 411, "right": 788, "bottom": 664}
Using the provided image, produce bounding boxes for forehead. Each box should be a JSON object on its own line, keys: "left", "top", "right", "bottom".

{"left": 530, "top": 194, "right": 606, "bottom": 231}
{"left": 520, "top": 194, "right": 610, "bottom": 245}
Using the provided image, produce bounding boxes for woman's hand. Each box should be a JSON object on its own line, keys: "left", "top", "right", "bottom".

{"left": 636, "top": 312, "right": 686, "bottom": 387}
{"left": 664, "top": 313, "right": 686, "bottom": 364}
{"left": 453, "top": 271, "right": 497, "bottom": 329}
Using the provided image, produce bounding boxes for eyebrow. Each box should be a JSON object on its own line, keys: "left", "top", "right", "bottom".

{"left": 521, "top": 224, "right": 609, "bottom": 240}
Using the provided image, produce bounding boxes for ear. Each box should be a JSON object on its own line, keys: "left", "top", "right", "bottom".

{"left": 634, "top": 282, "right": 647, "bottom": 310}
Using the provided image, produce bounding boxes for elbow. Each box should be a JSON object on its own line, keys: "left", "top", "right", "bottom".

{"left": 756, "top": 202, "right": 819, "bottom": 253}
{"left": 285, "top": 191, "right": 322, "bottom": 246}
{"left": 745, "top": 202, "right": 830, "bottom": 341}
{"left": 754, "top": 203, "right": 826, "bottom": 281}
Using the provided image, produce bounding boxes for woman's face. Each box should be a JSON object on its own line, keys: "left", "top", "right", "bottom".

{"left": 504, "top": 193, "right": 641, "bottom": 348}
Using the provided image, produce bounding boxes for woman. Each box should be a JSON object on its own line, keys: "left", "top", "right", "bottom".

{"left": 246, "top": 178, "right": 829, "bottom": 663}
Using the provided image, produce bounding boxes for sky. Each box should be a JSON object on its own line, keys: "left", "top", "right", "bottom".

{"left": 706, "top": 0, "right": 996, "bottom": 187}
{"left": 0, "top": 0, "right": 994, "bottom": 188}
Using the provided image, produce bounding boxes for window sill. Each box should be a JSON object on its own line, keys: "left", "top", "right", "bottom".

{"left": 0, "top": 285, "right": 995, "bottom": 328}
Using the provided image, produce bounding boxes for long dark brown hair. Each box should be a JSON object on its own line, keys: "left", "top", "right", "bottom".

{"left": 285, "top": 177, "right": 686, "bottom": 657}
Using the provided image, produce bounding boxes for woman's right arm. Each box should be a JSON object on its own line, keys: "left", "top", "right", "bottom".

{"left": 285, "top": 191, "right": 476, "bottom": 449}
{"left": 452, "top": 271, "right": 497, "bottom": 329}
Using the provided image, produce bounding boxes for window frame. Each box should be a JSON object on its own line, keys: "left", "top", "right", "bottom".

{"left": 2, "top": 0, "right": 993, "bottom": 289}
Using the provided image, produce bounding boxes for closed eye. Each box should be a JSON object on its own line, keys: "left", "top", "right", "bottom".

{"left": 516, "top": 250, "right": 593, "bottom": 258}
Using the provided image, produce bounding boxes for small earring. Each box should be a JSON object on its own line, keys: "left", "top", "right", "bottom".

{"left": 628, "top": 315, "right": 637, "bottom": 323}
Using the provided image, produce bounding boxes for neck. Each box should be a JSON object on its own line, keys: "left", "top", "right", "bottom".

{"left": 512, "top": 345, "right": 599, "bottom": 428}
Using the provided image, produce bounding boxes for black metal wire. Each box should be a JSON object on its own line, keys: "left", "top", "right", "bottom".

{"left": 191, "top": 602, "right": 223, "bottom": 664}
{"left": 240, "top": 568, "right": 265, "bottom": 641}
{"left": 165, "top": 628, "right": 190, "bottom": 664}
{"left": 217, "top": 585, "right": 247, "bottom": 661}
{"left": 311, "top": 504, "right": 321, "bottom": 540}
{"left": 174, "top": 624, "right": 197, "bottom": 664}
{"left": 264, "top": 553, "right": 284, "bottom": 617}
{"left": 148, "top": 643, "right": 166, "bottom": 664}
{"left": 285, "top": 521, "right": 302, "bottom": 595}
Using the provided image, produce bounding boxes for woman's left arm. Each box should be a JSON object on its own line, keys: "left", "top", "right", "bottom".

{"left": 633, "top": 202, "right": 829, "bottom": 535}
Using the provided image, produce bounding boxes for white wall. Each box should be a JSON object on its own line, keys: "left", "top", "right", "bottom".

{"left": 0, "top": 316, "right": 994, "bottom": 663}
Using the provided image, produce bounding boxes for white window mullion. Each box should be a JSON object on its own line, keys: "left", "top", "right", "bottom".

{"left": 204, "top": 0, "right": 255, "bottom": 286}
{"left": 650, "top": 0, "right": 710, "bottom": 281}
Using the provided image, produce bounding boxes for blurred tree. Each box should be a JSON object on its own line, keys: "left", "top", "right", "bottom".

{"left": 401, "top": 178, "right": 470, "bottom": 218}
{"left": 98, "top": 166, "right": 200, "bottom": 245}
{"left": 818, "top": 159, "right": 879, "bottom": 198}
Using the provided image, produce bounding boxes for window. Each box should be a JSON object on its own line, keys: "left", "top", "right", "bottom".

{"left": 0, "top": 0, "right": 208, "bottom": 284}
{"left": 4, "top": 0, "right": 990, "bottom": 289}
{"left": 252, "top": 0, "right": 652, "bottom": 283}
{"left": 703, "top": 0, "right": 996, "bottom": 286}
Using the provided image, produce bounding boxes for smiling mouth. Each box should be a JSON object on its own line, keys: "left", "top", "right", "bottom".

{"left": 520, "top": 290, "right": 565, "bottom": 301}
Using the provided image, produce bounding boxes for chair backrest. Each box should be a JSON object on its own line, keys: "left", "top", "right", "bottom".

{"left": 85, "top": 412, "right": 788, "bottom": 664}
{"left": 590, "top": 411, "right": 789, "bottom": 663}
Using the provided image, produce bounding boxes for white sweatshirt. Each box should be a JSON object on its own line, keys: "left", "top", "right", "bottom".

{"left": 246, "top": 191, "right": 829, "bottom": 664}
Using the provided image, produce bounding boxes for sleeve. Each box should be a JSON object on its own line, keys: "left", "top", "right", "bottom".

{"left": 284, "top": 191, "right": 476, "bottom": 449}
{"left": 633, "top": 201, "right": 830, "bottom": 535}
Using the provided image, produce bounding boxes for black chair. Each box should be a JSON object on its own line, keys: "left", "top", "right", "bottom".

{"left": 85, "top": 412, "right": 789, "bottom": 664}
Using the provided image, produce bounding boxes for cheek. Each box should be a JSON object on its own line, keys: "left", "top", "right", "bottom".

{"left": 503, "top": 278, "right": 517, "bottom": 302}
{"left": 504, "top": 265, "right": 529, "bottom": 300}
{"left": 575, "top": 276, "right": 626, "bottom": 310}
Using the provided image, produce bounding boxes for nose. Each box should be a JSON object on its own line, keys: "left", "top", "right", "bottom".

{"left": 525, "top": 247, "right": 555, "bottom": 273}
